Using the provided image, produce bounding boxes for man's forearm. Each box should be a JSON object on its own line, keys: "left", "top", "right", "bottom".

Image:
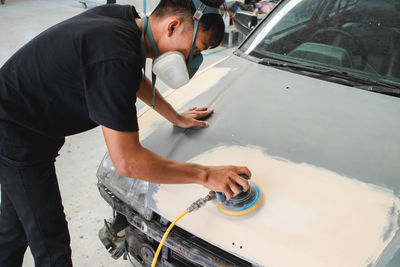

{"left": 116, "top": 145, "right": 208, "bottom": 185}
{"left": 102, "top": 126, "right": 251, "bottom": 199}
{"left": 137, "top": 76, "right": 180, "bottom": 124}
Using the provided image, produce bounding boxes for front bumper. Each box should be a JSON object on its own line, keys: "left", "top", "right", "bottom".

{"left": 98, "top": 181, "right": 253, "bottom": 267}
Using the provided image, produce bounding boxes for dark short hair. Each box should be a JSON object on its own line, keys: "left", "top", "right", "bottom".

{"left": 152, "top": 0, "right": 225, "bottom": 48}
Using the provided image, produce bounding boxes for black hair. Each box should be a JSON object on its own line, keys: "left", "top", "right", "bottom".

{"left": 152, "top": 0, "right": 226, "bottom": 48}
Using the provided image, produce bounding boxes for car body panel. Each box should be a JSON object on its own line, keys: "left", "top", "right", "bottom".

{"left": 140, "top": 54, "right": 400, "bottom": 192}
{"left": 135, "top": 54, "right": 400, "bottom": 266}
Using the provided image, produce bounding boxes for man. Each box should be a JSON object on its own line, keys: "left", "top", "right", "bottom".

{"left": 0, "top": 0, "right": 251, "bottom": 266}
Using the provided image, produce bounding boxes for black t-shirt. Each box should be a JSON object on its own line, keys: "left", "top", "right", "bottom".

{"left": 0, "top": 5, "right": 143, "bottom": 164}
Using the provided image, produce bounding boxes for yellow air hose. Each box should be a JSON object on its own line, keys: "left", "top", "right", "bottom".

{"left": 151, "top": 210, "right": 188, "bottom": 267}
{"left": 150, "top": 191, "right": 216, "bottom": 267}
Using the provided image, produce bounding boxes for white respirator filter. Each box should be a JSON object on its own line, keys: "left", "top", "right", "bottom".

{"left": 152, "top": 51, "right": 190, "bottom": 89}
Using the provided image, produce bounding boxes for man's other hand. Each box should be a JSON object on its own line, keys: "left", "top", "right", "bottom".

{"left": 174, "top": 107, "right": 214, "bottom": 128}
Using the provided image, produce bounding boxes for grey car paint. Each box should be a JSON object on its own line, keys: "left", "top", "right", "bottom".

{"left": 140, "top": 53, "right": 400, "bottom": 266}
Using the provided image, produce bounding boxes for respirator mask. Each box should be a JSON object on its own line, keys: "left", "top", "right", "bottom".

{"left": 140, "top": 0, "right": 222, "bottom": 107}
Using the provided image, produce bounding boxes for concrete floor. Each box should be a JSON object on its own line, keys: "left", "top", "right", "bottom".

{"left": 0, "top": 1, "right": 233, "bottom": 266}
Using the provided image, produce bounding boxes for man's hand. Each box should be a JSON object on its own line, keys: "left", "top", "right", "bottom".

{"left": 174, "top": 107, "right": 214, "bottom": 128}
{"left": 202, "top": 166, "right": 252, "bottom": 200}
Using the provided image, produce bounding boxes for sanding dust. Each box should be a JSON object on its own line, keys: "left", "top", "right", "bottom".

{"left": 153, "top": 145, "right": 400, "bottom": 267}
{"left": 138, "top": 67, "right": 232, "bottom": 140}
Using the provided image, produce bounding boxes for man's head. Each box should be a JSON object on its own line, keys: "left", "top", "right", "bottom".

{"left": 149, "top": 0, "right": 225, "bottom": 59}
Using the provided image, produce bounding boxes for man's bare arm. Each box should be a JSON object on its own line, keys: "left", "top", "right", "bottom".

{"left": 136, "top": 76, "right": 213, "bottom": 128}
{"left": 101, "top": 126, "right": 251, "bottom": 200}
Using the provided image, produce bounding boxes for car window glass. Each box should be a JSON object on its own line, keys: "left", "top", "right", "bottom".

{"left": 329, "top": 0, "right": 357, "bottom": 17}
{"left": 241, "top": 0, "right": 400, "bottom": 89}
{"left": 268, "top": 0, "right": 320, "bottom": 36}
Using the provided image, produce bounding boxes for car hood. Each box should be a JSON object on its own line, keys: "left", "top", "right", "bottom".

{"left": 136, "top": 54, "right": 400, "bottom": 267}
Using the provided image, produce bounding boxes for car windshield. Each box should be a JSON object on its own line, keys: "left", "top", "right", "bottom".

{"left": 240, "top": 0, "right": 400, "bottom": 89}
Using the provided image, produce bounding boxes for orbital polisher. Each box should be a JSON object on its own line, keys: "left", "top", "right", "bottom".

{"left": 151, "top": 175, "right": 263, "bottom": 266}
{"left": 215, "top": 174, "right": 262, "bottom": 216}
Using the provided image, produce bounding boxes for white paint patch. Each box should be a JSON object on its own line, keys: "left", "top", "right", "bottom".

{"left": 153, "top": 145, "right": 400, "bottom": 267}
{"left": 138, "top": 67, "right": 232, "bottom": 141}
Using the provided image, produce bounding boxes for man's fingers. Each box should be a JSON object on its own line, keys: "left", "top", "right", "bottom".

{"left": 224, "top": 186, "right": 234, "bottom": 200}
{"left": 189, "top": 106, "right": 197, "bottom": 110}
{"left": 235, "top": 166, "right": 252, "bottom": 179}
{"left": 197, "top": 107, "right": 208, "bottom": 111}
{"left": 233, "top": 175, "right": 250, "bottom": 192}
{"left": 228, "top": 178, "right": 242, "bottom": 196}
{"left": 196, "top": 110, "right": 213, "bottom": 119}
{"left": 194, "top": 120, "right": 209, "bottom": 127}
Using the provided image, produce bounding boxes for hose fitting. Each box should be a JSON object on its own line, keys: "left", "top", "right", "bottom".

{"left": 187, "top": 191, "right": 216, "bottom": 213}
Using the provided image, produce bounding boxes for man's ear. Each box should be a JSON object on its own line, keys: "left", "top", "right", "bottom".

{"left": 167, "top": 17, "right": 183, "bottom": 37}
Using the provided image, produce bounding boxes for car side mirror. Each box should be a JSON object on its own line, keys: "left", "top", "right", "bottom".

{"left": 233, "top": 11, "right": 258, "bottom": 36}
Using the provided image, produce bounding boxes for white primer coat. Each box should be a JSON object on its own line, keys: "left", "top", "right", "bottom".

{"left": 138, "top": 67, "right": 232, "bottom": 140}
{"left": 153, "top": 145, "right": 400, "bottom": 267}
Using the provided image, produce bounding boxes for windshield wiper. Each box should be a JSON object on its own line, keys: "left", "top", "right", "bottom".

{"left": 259, "top": 58, "right": 400, "bottom": 96}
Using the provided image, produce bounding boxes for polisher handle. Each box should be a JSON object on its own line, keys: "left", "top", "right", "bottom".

{"left": 215, "top": 174, "right": 249, "bottom": 202}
